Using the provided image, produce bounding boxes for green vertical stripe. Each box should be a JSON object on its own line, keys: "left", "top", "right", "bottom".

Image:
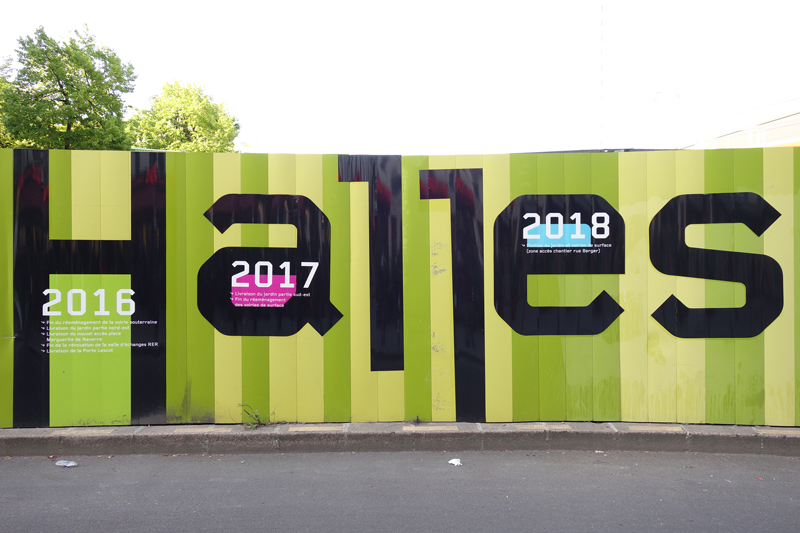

{"left": 323, "top": 154, "right": 352, "bottom": 422}
{"left": 166, "top": 153, "right": 187, "bottom": 422}
{"left": 70, "top": 151, "right": 102, "bottom": 239}
{"left": 795, "top": 148, "right": 800, "bottom": 426}
{"left": 49, "top": 150, "right": 71, "bottom": 240}
{"left": 184, "top": 153, "right": 215, "bottom": 422}
{"left": 705, "top": 150, "right": 736, "bottom": 424}
{"left": 240, "top": 153, "right": 271, "bottom": 422}
{"left": 733, "top": 149, "right": 765, "bottom": 425}
{"left": 510, "top": 153, "right": 539, "bottom": 421}
{"left": 0, "top": 149, "right": 13, "bottom": 427}
{"left": 402, "top": 155, "right": 432, "bottom": 421}
{"left": 537, "top": 153, "right": 566, "bottom": 421}
{"left": 591, "top": 152, "right": 621, "bottom": 420}
{"left": 49, "top": 274, "right": 132, "bottom": 426}
{"left": 564, "top": 153, "right": 593, "bottom": 420}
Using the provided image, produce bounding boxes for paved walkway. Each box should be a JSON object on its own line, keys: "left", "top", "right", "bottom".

{"left": 2, "top": 421, "right": 800, "bottom": 456}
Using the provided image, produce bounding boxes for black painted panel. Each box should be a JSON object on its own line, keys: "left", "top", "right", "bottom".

{"left": 13, "top": 150, "right": 51, "bottom": 428}
{"left": 421, "top": 168, "right": 485, "bottom": 422}
{"left": 130, "top": 153, "right": 167, "bottom": 424}
{"left": 338, "top": 156, "right": 404, "bottom": 371}
{"left": 12, "top": 150, "right": 168, "bottom": 427}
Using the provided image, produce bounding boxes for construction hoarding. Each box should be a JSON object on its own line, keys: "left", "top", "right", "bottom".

{"left": 1, "top": 148, "right": 797, "bottom": 427}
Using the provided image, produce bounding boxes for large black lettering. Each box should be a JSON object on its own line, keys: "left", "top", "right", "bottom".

{"left": 420, "top": 168, "right": 485, "bottom": 422}
{"left": 494, "top": 194, "right": 625, "bottom": 336}
{"left": 13, "top": 150, "right": 167, "bottom": 427}
{"left": 650, "top": 192, "right": 783, "bottom": 338}
{"left": 338, "top": 156, "right": 404, "bottom": 371}
{"left": 198, "top": 194, "right": 342, "bottom": 337}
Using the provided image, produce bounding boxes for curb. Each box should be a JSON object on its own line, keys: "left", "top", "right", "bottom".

{"left": 1, "top": 422, "right": 799, "bottom": 457}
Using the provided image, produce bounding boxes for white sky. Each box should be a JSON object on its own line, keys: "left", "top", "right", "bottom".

{"left": 1, "top": 0, "right": 799, "bottom": 154}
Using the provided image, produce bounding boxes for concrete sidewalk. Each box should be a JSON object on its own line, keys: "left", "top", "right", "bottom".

{"left": 2, "top": 421, "right": 800, "bottom": 457}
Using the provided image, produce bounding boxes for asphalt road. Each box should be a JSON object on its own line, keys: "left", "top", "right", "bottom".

{"left": 2, "top": 450, "right": 799, "bottom": 532}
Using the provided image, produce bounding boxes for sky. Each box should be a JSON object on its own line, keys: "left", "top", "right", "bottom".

{"left": 1, "top": 0, "right": 799, "bottom": 154}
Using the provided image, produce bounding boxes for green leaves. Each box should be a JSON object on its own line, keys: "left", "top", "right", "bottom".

{"left": 0, "top": 27, "right": 239, "bottom": 153}
{"left": 128, "top": 82, "right": 240, "bottom": 153}
{"left": 0, "top": 58, "right": 14, "bottom": 148}
{"left": 0, "top": 26, "right": 135, "bottom": 150}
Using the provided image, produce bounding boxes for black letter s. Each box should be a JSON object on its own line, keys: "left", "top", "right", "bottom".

{"left": 650, "top": 193, "right": 783, "bottom": 338}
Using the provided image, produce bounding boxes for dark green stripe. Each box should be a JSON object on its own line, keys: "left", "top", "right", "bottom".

{"left": 537, "top": 153, "right": 566, "bottom": 421}
{"left": 591, "top": 152, "right": 621, "bottom": 420}
{"left": 240, "top": 154, "right": 271, "bottom": 422}
{"left": 733, "top": 149, "right": 765, "bottom": 425}
{"left": 323, "top": 154, "right": 352, "bottom": 422}
{"left": 510, "top": 153, "right": 539, "bottom": 421}
{"left": 0, "top": 150, "right": 13, "bottom": 427}
{"left": 184, "top": 153, "right": 215, "bottom": 422}
{"left": 166, "top": 153, "right": 187, "bottom": 422}
{"left": 704, "top": 150, "right": 736, "bottom": 424}
{"left": 401, "top": 155, "right": 432, "bottom": 421}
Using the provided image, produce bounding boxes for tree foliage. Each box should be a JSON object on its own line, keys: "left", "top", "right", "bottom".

{"left": 0, "top": 58, "right": 32, "bottom": 148}
{"left": 128, "top": 82, "right": 240, "bottom": 153}
{"left": 0, "top": 26, "right": 135, "bottom": 150}
{"left": 0, "top": 58, "right": 14, "bottom": 148}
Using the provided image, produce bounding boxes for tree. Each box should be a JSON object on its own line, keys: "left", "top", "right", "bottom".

{"left": 127, "top": 82, "right": 240, "bottom": 152}
{"left": 0, "top": 26, "right": 135, "bottom": 150}
{"left": 0, "top": 58, "right": 14, "bottom": 148}
{"left": 0, "top": 58, "right": 35, "bottom": 149}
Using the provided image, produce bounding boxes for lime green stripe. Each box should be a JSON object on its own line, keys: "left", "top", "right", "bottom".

{"left": 212, "top": 153, "right": 242, "bottom": 424}
{"left": 322, "top": 154, "right": 350, "bottom": 422}
{"left": 268, "top": 155, "right": 297, "bottom": 422}
{"left": 165, "top": 153, "right": 186, "bottom": 422}
{"left": 674, "top": 150, "right": 706, "bottom": 424}
{"left": 427, "top": 156, "right": 456, "bottom": 422}
{"left": 427, "top": 155, "right": 457, "bottom": 421}
{"left": 71, "top": 151, "right": 102, "bottom": 240}
{"left": 49, "top": 274, "right": 131, "bottom": 426}
{"left": 564, "top": 153, "right": 593, "bottom": 420}
{"left": 349, "top": 182, "right": 376, "bottom": 421}
{"left": 510, "top": 153, "right": 539, "bottom": 421}
{"left": 617, "top": 152, "right": 648, "bottom": 422}
{"left": 428, "top": 154, "right": 459, "bottom": 422}
{"left": 762, "top": 148, "right": 794, "bottom": 426}
{"left": 295, "top": 155, "right": 325, "bottom": 422}
{"left": 0, "top": 149, "right": 13, "bottom": 427}
{"left": 590, "top": 152, "right": 621, "bottom": 421}
{"left": 48, "top": 150, "right": 71, "bottom": 240}
{"left": 795, "top": 148, "right": 800, "bottom": 426}
{"left": 455, "top": 155, "right": 483, "bottom": 168}
{"left": 733, "top": 149, "right": 765, "bottom": 425}
{"left": 240, "top": 153, "right": 271, "bottom": 424}
{"left": 401, "top": 155, "right": 432, "bottom": 421}
{"left": 646, "top": 152, "right": 677, "bottom": 422}
{"left": 483, "top": 154, "right": 512, "bottom": 422}
{"left": 99, "top": 151, "right": 131, "bottom": 240}
{"left": 378, "top": 372, "right": 405, "bottom": 421}
{"left": 184, "top": 153, "right": 215, "bottom": 422}
{"left": 429, "top": 198, "right": 455, "bottom": 421}
{"left": 536, "top": 153, "right": 566, "bottom": 421}
{"left": 705, "top": 150, "right": 736, "bottom": 424}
